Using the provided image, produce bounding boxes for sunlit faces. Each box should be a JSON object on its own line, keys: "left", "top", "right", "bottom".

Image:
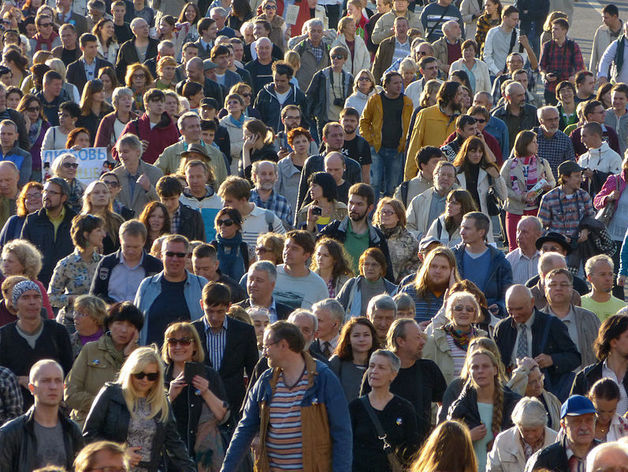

{"left": 367, "top": 353, "right": 397, "bottom": 388}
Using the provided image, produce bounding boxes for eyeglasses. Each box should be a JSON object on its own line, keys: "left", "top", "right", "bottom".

{"left": 475, "top": 118, "right": 487, "bottom": 123}
{"left": 38, "top": 23, "right": 52, "bottom": 28}
{"left": 165, "top": 251, "right": 187, "bottom": 258}
{"left": 358, "top": 76, "right": 371, "bottom": 81}
{"left": 43, "top": 188, "right": 61, "bottom": 195}
{"left": 255, "top": 246, "right": 271, "bottom": 253}
{"left": 132, "top": 73, "right": 146, "bottom": 79}
{"left": 25, "top": 192, "right": 42, "bottom": 200}
{"left": 132, "top": 371, "right": 159, "bottom": 381}
{"left": 331, "top": 54, "right": 344, "bottom": 60}
{"left": 102, "top": 180, "right": 119, "bottom": 188}
{"left": 26, "top": 106, "right": 40, "bottom": 112}
{"left": 217, "top": 219, "right": 234, "bottom": 227}
{"left": 262, "top": 339, "right": 280, "bottom": 353}
{"left": 166, "top": 337, "right": 193, "bottom": 346}
{"left": 263, "top": 4, "right": 277, "bottom": 9}
{"left": 62, "top": 162, "right": 79, "bottom": 169}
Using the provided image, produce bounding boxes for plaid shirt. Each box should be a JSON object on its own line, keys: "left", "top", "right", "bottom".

{"left": 535, "top": 127, "right": 576, "bottom": 178}
{"left": 250, "top": 189, "right": 292, "bottom": 226}
{"left": 171, "top": 205, "right": 182, "bottom": 234}
{"left": 537, "top": 186, "right": 595, "bottom": 238}
{"left": 539, "top": 39, "right": 585, "bottom": 92}
{"left": 475, "top": 14, "right": 499, "bottom": 52}
{"left": 309, "top": 40, "right": 324, "bottom": 63}
{"left": 0, "top": 366, "right": 22, "bottom": 425}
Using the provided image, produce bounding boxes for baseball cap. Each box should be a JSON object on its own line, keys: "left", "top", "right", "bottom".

{"left": 560, "top": 395, "right": 596, "bottom": 419}
{"left": 558, "top": 161, "right": 582, "bottom": 176}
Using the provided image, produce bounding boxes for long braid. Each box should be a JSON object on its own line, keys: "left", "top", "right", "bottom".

{"left": 490, "top": 378, "right": 504, "bottom": 441}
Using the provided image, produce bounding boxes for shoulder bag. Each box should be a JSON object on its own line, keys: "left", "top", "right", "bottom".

{"left": 360, "top": 396, "right": 404, "bottom": 472}
{"left": 596, "top": 175, "right": 619, "bottom": 226}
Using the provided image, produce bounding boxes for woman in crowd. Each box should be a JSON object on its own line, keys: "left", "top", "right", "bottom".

{"left": 448, "top": 349, "right": 522, "bottom": 472}
{"left": 219, "top": 93, "right": 246, "bottom": 174}
{"left": 65, "top": 301, "right": 142, "bottom": 427}
{"left": 48, "top": 214, "right": 105, "bottom": 331}
{"left": 52, "top": 151, "right": 86, "bottom": 213}
{"left": 83, "top": 347, "right": 196, "bottom": 472}
{"left": 400, "top": 58, "right": 418, "bottom": 90}
{"left": 179, "top": 4, "right": 202, "bottom": 43}
{"left": 257, "top": 0, "right": 287, "bottom": 52}
{"left": 344, "top": 69, "right": 377, "bottom": 115}
{"left": 16, "top": 94, "right": 48, "bottom": 183}
{"left": 219, "top": 82, "right": 261, "bottom": 120}
{"left": 0, "top": 182, "right": 43, "bottom": 247}
{"left": 66, "top": 127, "right": 92, "bottom": 151}
{"left": 211, "top": 207, "right": 249, "bottom": 281}
{"left": 0, "top": 239, "right": 53, "bottom": 318}
{"left": 98, "top": 67, "right": 118, "bottom": 105}
{"left": 94, "top": 87, "right": 137, "bottom": 157}
{"left": 423, "top": 291, "right": 488, "bottom": 385}
{"left": 3, "top": 49, "right": 28, "bottom": 89}
{"left": 296, "top": 172, "right": 347, "bottom": 233}
{"left": 157, "top": 16, "right": 186, "bottom": 57}
{"left": 227, "top": 0, "right": 253, "bottom": 31}
{"left": 93, "top": 18, "right": 119, "bottom": 64}
{"left": 597, "top": 82, "right": 613, "bottom": 109}
{"left": 589, "top": 378, "right": 628, "bottom": 442}
{"left": 394, "top": 292, "right": 416, "bottom": 319}
{"left": 69, "top": 294, "right": 107, "bottom": 359}
{"left": 139, "top": 202, "right": 171, "bottom": 251}
{"left": 487, "top": 397, "right": 558, "bottom": 472}
{"left": 333, "top": 17, "right": 370, "bottom": 76}
{"left": 6, "top": 86, "right": 22, "bottom": 108}
{"left": 155, "top": 56, "right": 179, "bottom": 91}
{"left": 311, "top": 237, "right": 353, "bottom": 298}
{"left": 330, "top": 317, "right": 380, "bottom": 402}
{"left": 276, "top": 127, "right": 310, "bottom": 214}
{"left": 410, "top": 420, "right": 478, "bottom": 472}
{"left": 77, "top": 79, "right": 113, "bottom": 146}
{"left": 418, "top": 79, "right": 441, "bottom": 109}
{"left": 373, "top": 197, "right": 419, "bottom": 284}
{"left": 125, "top": 63, "right": 154, "bottom": 111}
{"left": 337, "top": 247, "right": 397, "bottom": 317}
{"left": 241, "top": 119, "right": 278, "bottom": 180}
{"left": 346, "top": 0, "right": 368, "bottom": 38}
{"left": 254, "top": 233, "right": 284, "bottom": 265}
{"left": 82, "top": 180, "right": 125, "bottom": 255}
{"left": 162, "top": 322, "right": 229, "bottom": 468}
{"left": 449, "top": 40, "right": 491, "bottom": 94}
{"left": 164, "top": 90, "right": 183, "bottom": 118}
{"left": 41, "top": 101, "right": 81, "bottom": 151}
{"left": 426, "top": 189, "right": 478, "bottom": 248}
{"left": 0, "top": 275, "right": 28, "bottom": 327}
{"left": 349, "top": 349, "right": 420, "bottom": 472}
{"left": 500, "top": 130, "right": 555, "bottom": 251}
{"left": 474, "top": 0, "right": 501, "bottom": 52}
{"left": 556, "top": 81, "right": 578, "bottom": 131}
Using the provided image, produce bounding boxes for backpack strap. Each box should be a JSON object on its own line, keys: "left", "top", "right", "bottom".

{"left": 400, "top": 181, "right": 409, "bottom": 207}
{"left": 264, "top": 209, "right": 275, "bottom": 232}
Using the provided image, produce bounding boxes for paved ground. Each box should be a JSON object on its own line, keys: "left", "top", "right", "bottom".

{"left": 570, "top": 0, "right": 612, "bottom": 67}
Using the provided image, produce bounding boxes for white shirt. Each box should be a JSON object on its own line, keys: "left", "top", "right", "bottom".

{"left": 506, "top": 248, "right": 540, "bottom": 285}
{"left": 602, "top": 360, "right": 628, "bottom": 417}
{"left": 512, "top": 312, "right": 535, "bottom": 367}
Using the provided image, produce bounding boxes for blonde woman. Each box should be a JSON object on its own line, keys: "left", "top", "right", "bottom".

{"left": 68, "top": 294, "right": 107, "bottom": 359}
{"left": 51, "top": 152, "right": 86, "bottom": 213}
{"left": 344, "top": 69, "right": 377, "bottom": 116}
{"left": 81, "top": 180, "right": 125, "bottom": 255}
{"left": 83, "top": 347, "right": 196, "bottom": 472}
{"left": 333, "top": 17, "right": 370, "bottom": 76}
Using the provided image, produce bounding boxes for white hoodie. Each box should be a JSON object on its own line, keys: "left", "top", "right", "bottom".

{"left": 577, "top": 141, "right": 623, "bottom": 174}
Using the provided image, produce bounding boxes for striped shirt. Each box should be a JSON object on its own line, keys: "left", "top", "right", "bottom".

{"left": 203, "top": 316, "right": 228, "bottom": 371}
{"left": 445, "top": 335, "right": 467, "bottom": 379}
{"left": 398, "top": 283, "right": 445, "bottom": 324}
{"left": 506, "top": 248, "right": 540, "bottom": 285}
{"left": 266, "top": 369, "right": 309, "bottom": 471}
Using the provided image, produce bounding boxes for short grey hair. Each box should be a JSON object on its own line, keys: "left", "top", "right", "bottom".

{"left": 251, "top": 160, "right": 278, "bottom": 177}
{"left": 255, "top": 37, "right": 272, "bottom": 49}
{"left": 112, "top": 87, "right": 133, "bottom": 106}
{"left": 130, "top": 17, "right": 148, "bottom": 30}
{"left": 442, "top": 19, "right": 458, "bottom": 34}
{"left": 538, "top": 252, "right": 567, "bottom": 277}
{"left": 585, "top": 442, "right": 628, "bottom": 472}
{"left": 304, "top": 18, "right": 324, "bottom": 32}
{"left": 116, "top": 133, "right": 142, "bottom": 151}
{"left": 370, "top": 349, "right": 401, "bottom": 373}
{"left": 511, "top": 397, "right": 548, "bottom": 427}
{"left": 177, "top": 111, "right": 201, "bottom": 130}
{"left": 288, "top": 309, "right": 318, "bottom": 332}
{"left": 505, "top": 81, "right": 525, "bottom": 96}
{"left": 312, "top": 298, "right": 345, "bottom": 326}
{"left": 158, "top": 40, "right": 174, "bottom": 53}
{"left": 538, "top": 105, "right": 559, "bottom": 121}
{"left": 366, "top": 294, "right": 397, "bottom": 318}
{"left": 211, "top": 6, "right": 228, "bottom": 17}
{"left": 248, "top": 260, "right": 277, "bottom": 282}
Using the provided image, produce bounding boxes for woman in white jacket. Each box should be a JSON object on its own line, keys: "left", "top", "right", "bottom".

{"left": 453, "top": 136, "right": 507, "bottom": 244}
{"left": 332, "top": 17, "right": 371, "bottom": 77}
{"left": 449, "top": 40, "right": 491, "bottom": 94}
{"left": 344, "top": 69, "right": 378, "bottom": 116}
{"left": 218, "top": 93, "right": 245, "bottom": 174}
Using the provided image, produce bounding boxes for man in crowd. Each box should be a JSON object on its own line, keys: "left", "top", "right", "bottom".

{"left": 483, "top": 6, "right": 528, "bottom": 77}
{"left": 249, "top": 160, "right": 292, "bottom": 229}
{"left": 340, "top": 108, "right": 371, "bottom": 184}
{"left": 0, "top": 161, "right": 18, "bottom": 230}
{"left": 191, "top": 243, "right": 245, "bottom": 303}
{"left": 492, "top": 81, "right": 539, "bottom": 154}
{"left": 37, "top": 71, "right": 70, "bottom": 127}
{"left": 275, "top": 105, "right": 318, "bottom": 158}
{"left": 114, "top": 18, "right": 158, "bottom": 82}
{"left": 0, "top": 120, "right": 31, "bottom": 188}
{"left": 90, "top": 219, "right": 163, "bottom": 304}
{"left": 177, "top": 56, "right": 224, "bottom": 106}
{"left": 506, "top": 216, "right": 543, "bottom": 285}
{"left": 194, "top": 18, "right": 218, "bottom": 60}
{"left": 372, "top": 16, "right": 411, "bottom": 84}
{"left": 135, "top": 234, "right": 206, "bottom": 345}
{"left": 0, "top": 84, "right": 29, "bottom": 151}
{"left": 245, "top": 37, "right": 276, "bottom": 96}
{"left": 55, "top": 0, "right": 88, "bottom": 36}
{"left": 74, "top": 441, "right": 129, "bottom": 472}
{"left": 30, "top": 14, "right": 62, "bottom": 53}
{"left": 156, "top": 176, "right": 205, "bottom": 242}
{"left": 211, "top": 7, "right": 236, "bottom": 38}
{"left": 432, "top": 21, "right": 462, "bottom": 76}
{"left": 439, "top": 115, "right": 479, "bottom": 162}
{"left": 590, "top": 4, "right": 623, "bottom": 75}
{"left": 325, "top": 152, "right": 350, "bottom": 203}
{"left": 366, "top": 294, "right": 397, "bottom": 342}
{"left": 52, "top": 23, "right": 80, "bottom": 66}
{"left": 575, "top": 71, "right": 596, "bottom": 104}
{"left": 570, "top": 100, "right": 621, "bottom": 156}
{"left": 293, "top": 19, "right": 331, "bottom": 91}
{"left": 0, "top": 360, "right": 83, "bottom": 471}
{"left": 371, "top": 0, "right": 422, "bottom": 44}
{"left": 528, "top": 250, "right": 583, "bottom": 310}
{"left": 604, "top": 83, "right": 628, "bottom": 155}
{"left": 110, "top": 0, "right": 132, "bottom": 44}
{"left": 405, "top": 55, "right": 440, "bottom": 107}
{"left": 66, "top": 33, "right": 113, "bottom": 93}
{"left": 581, "top": 255, "right": 626, "bottom": 321}
{"left": 311, "top": 298, "right": 345, "bottom": 359}
{"left": 238, "top": 261, "right": 292, "bottom": 321}
{"left": 211, "top": 45, "right": 241, "bottom": 91}
{"left": 534, "top": 106, "right": 576, "bottom": 177}
{"left": 394, "top": 146, "right": 444, "bottom": 208}
{"left": 420, "top": 0, "right": 464, "bottom": 42}
{"left": 473, "top": 91, "right": 510, "bottom": 160}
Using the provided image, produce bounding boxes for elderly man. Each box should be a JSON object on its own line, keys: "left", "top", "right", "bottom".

{"left": 114, "top": 18, "right": 158, "bottom": 82}
{"left": 394, "top": 146, "right": 444, "bottom": 208}
{"left": 535, "top": 106, "right": 576, "bottom": 178}
{"left": 372, "top": 17, "right": 411, "bottom": 84}
{"left": 211, "top": 7, "right": 236, "bottom": 38}
{"left": 420, "top": 0, "right": 464, "bottom": 42}
{"left": 582, "top": 255, "right": 626, "bottom": 321}
{"left": 492, "top": 81, "right": 539, "bottom": 154}
{"left": 488, "top": 397, "right": 558, "bottom": 472}
{"left": 526, "top": 395, "right": 599, "bottom": 472}
{"left": 371, "top": 0, "right": 422, "bottom": 44}
{"left": 293, "top": 19, "right": 331, "bottom": 91}
{"left": 311, "top": 298, "right": 345, "bottom": 359}
{"left": 585, "top": 442, "right": 628, "bottom": 472}
{"left": 494, "top": 285, "right": 581, "bottom": 401}
{"left": 0, "top": 161, "right": 19, "bottom": 229}
{"left": 506, "top": 216, "right": 543, "bottom": 285}
{"left": 249, "top": 160, "right": 292, "bottom": 229}
{"left": 244, "top": 37, "right": 276, "bottom": 96}
{"left": 528, "top": 250, "right": 583, "bottom": 311}
{"left": 431, "top": 20, "right": 462, "bottom": 75}
{"left": 366, "top": 294, "right": 397, "bottom": 342}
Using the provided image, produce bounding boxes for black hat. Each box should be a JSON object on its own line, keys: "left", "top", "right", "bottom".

{"left": 200, "top": 97, "right": 218, "bottom": 109}
{"left": 535, "top": 231, "right": 571, "bottom": 254}
{"left": 557, "top": 161, "right": 582, "bottom": 176}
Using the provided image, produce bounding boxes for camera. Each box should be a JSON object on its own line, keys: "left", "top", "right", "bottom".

{"left": 312, "top": 206, "right": 322, "bottom": 216}
{"left": 333, "top": 98, "right": 344, "bottom": 107}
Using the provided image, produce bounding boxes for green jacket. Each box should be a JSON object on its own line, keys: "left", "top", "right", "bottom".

{"left": 155, "top": 140, "right": 228, "bottom": 187}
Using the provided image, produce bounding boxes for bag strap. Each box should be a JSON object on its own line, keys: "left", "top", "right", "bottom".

{"left": 504, "top": 30, "right": 517, "bottom": 73}
{"left": 359, "top": 396, "right": 405, "bottom": 471}
{"left": 427, "top": 5, "right": 450, "bottom": 40}
{"left": 400, "top": 181, "right": 409, "bottom": 207}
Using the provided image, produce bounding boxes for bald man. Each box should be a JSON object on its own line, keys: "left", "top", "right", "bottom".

{"left": 0, "top": 161, "right": 19, "bottom": 229}
{"left": 324, "top": 152, "right": 350, "bottom": 203}
{"left": 494, "top": 284, "right": 581, "bottom": 400}
{"left": 585, "top": 441, "right": 628, "bottom": 472}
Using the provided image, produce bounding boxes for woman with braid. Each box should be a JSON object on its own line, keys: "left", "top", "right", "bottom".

{"left": 448, "top": 349, "right": 521, "bottom": 472}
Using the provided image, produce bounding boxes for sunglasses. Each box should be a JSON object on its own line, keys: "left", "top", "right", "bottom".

{"left": 62, "top": 162, "right": 79, "bottom": 169}
{"left": 167, "top": 337, "right": 193, "bottom": 346}
{"left": 475, "top": 118, "right": 487, "bottom": 123}
{"left": 133, "top": 372, "right": 158, "bottom": 381}
{"left": 331, "top": 55, "right": 344, "bottom": 60}
{"left": 165, "top": 251, "right": 187, "bottom": 258}
{"left": 263, "top": 4, "right": 277, "bottom": 9}
{"left": 102, "top": 180, "right": 119, "bottom": 187}
{"left": 217, "top": 219, "right": 234, "bottom": 227}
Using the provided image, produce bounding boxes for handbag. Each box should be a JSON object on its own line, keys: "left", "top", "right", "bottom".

{"left": 486, "top": 175, "right": 502, "bottom": 216}
{"left": 360, "top": 396, "right": 404, "bottom": 472}
{"left": 595, "top": 175, "right": 619, "bottom": 226}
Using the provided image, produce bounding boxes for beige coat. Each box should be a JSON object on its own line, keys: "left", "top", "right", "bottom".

{"left": 500, "top": 156, "right": 555, "bottom": 215}
{"left": 487, "top": 426, "right": 558, "bottom": 472}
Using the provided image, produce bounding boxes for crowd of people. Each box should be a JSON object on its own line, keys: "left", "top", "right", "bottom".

{"left": 1, "top": 0, "right": 628, "bottom": 471}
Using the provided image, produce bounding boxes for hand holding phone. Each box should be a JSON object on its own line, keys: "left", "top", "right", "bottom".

{"left": 184, "top": 361, "right": 206, "bottom": 384}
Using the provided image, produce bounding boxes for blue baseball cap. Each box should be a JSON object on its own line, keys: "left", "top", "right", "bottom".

{"left": 560, "top": 395, "right": 596, "bottom": 419}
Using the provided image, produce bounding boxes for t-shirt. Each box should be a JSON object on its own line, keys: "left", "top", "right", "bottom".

{"left": 273, "top": 265, "right": 329, "bottom": 310}
{"left": 146, "top": 278, "right": 190, "bottom": 345}
{"left": 33, "top": 421, "right": 67, "bottom": 469}
{"left": 344, "top": 222, "right": 370, "bottom": 273}
{"left": 342, "top": 136, "right": 373, "bottom": 167}
{"left": 475, "top": 402, "right": 494, "bottom": 472}
{"left": 381, "top": 92, "right": 404, "bottom": 148}
{"left": 581, "top": 294, "right": 626, "bottom": 321}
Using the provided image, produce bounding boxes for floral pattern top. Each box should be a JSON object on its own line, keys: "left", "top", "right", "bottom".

{"left": 378, "top": 225, "right": 421, "bottom": 284}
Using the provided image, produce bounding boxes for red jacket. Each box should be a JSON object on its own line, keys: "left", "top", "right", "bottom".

{"left": 115, "top": 112, "right": 179, "bottom": 164}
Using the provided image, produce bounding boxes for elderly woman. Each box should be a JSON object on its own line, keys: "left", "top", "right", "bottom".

{"left": 345, "top": 69, "right": 377, "bottom": 115}
{"left": 449, "top": 40, "right": 491, "bottom": 94}
{"left": 333, "top": 17, "right": 370, "bottom": 76}
{"left": 48, "top": 214, "right": 105, "bottom": 332}
{"left": 0, "top": 182, "right": 43, "bottom": 247}
{"left": 373, "top": 197, "right": 419, "bottom": 284}
{"left": 336, "top": 247, "right": 397, "bottom": 317}
{"left": 423, "top": 291, "right": 488, "bottom": 385}
{"left": 487, "top": 397, "right": 558, "bottom": 472}
{"left": 349, "top": 349, "right": 420, "bottom": 472}
{"left": 254, "top": 232, "right": 284, "bottom": 265}
{"left": 400, "top": 58, "right": 418, "bottom": 90}
{"left": 69, "top": 295, "right": 107, "bottom": 358}
{"left": 51, "top": 152, "right": 86, "bottom": 213}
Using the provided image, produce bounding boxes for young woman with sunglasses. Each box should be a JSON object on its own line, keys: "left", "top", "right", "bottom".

{"left": 161, "top": 322, "right": 229, "bottom": 470}
{"left": 84, "top": 346, "right": 196, "bottom": 472}
{"left": 210, "top": 206, "right": 249, "bottom": 281}
{"left": 16, "top": 94, "right": 49, "bottom": 183}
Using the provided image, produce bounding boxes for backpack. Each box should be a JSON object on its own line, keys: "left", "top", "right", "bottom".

{"left": 264, "top": 209, "right": 275, "bottom": 232}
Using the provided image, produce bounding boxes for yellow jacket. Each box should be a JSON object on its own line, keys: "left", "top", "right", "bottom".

{"left": 359, "top": 91, "right": 413, "bottom": 154}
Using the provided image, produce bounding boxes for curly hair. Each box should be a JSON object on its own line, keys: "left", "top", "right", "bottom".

{"left": 2, "top": 239, "right": 43, "bottom": 280}
{"left": 311, "top": 237, "right": 354, "bottom": 280}
{"left": 15, "top": 181, "right": 43, "bottom": 218}
{"left": 334, "top": 317, "right": 380, "bottom": 362}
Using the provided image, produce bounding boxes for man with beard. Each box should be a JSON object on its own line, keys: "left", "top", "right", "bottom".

{"left": 319, "top": 183, "right": 393, "bottom": 281}
{"left": 249, "top": 161, "right": 292, "bottom": 229}
{"left": 361, "top": 318, "right": 447, "bottom": 445}
{"left": 340, "top": 108, "right": 371, "bottom": 184}
{"left": 274, "top": 106, "right": 318, "bottom": 158}
{"left": 492, "top": 82, "right": 539, "bottom": 155}
{"left": 582, "top": 255, "right": 626, "bottom": 321}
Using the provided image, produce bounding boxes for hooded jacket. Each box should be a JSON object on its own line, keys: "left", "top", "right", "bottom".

{"left": 254, "top": 82, "right": 308, "bottom": 133}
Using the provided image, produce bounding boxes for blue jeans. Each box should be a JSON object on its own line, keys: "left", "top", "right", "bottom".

{"left": 371, "top": 146, "right": 404, "bottom": 197}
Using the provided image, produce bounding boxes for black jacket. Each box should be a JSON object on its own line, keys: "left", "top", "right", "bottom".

{"left": 176, "top": 203, "right": 206, "bottom": 242}
{"left": 0, "top": 407, "right": 84, "bottom": 472}
{"left": 83, "top": 383, "right": 195, "bottom": 472}
{"left": 192, "top": 317, "right": 258, "bottom": 413}
{"left": 20, "top": 205, "right": 77, "bottom": 288}
{"left": 494, "top": 310, "right": 582, "bottom": 400}
{"left": 528, "top": 437, "right": 574, "bottom": 472}
{"left": 254, "top": 82, "right": 308, "bottom": 133}
{"left": 448, "top": 385, "right": 522, "bottom": 431}
{"left": 571, "top": 361, "right": 628, "bottom": 396}
{"left": 115, "top": 38, "right": 159, "bottom": 82}
{"left": 66, "top": 57, "right": 113, "bottom": 93}
{"left": 89, "top": 249, "right": 163, "bottom": 304}
{"left": 176, "top": 78, "right": 224, "bottom": 106}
